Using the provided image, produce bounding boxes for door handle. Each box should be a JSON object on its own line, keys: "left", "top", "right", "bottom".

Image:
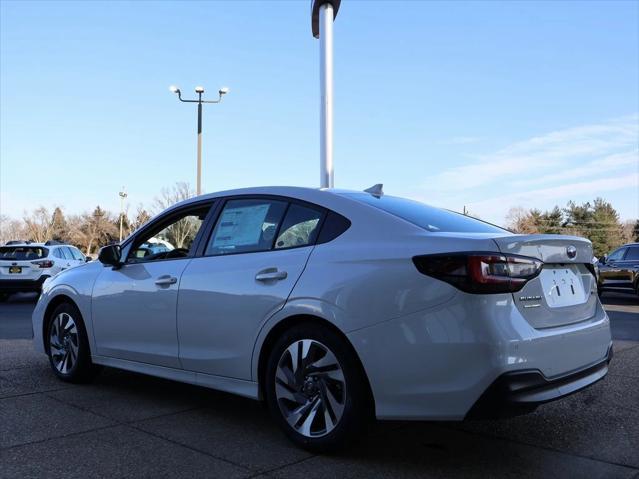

{"left": 255, "top": 269, "right": 287, "bottom": 282}
{"left": 155, "top": 275, "right": 178, "bottom": 286}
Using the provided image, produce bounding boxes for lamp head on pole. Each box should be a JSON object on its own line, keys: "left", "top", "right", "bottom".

{"left": 195, "top": 86, "right": 205, "bottom": 94}
{"left": 311, "top": 0, "right": 341, "bottom": 38}
{"left": 169, "top": 85, "right": 180, "bottom": 94}
{"left": 219, "top": 87, "right": 229, "bottom": 96}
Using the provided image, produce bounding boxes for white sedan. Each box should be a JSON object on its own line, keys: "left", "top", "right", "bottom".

{"left": 32, "top": 186, "right": 612, "bottom": 451}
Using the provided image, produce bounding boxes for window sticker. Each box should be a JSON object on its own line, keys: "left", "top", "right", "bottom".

{"left": 212, "top": 204, "right": 270, "bottom": 249}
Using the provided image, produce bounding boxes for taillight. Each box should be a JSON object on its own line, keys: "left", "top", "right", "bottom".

{"left": 412, "top": 253, "right": 543, "bottom": 294}
{"left": 31, "top": 260, "right": 54, "bottom": 269}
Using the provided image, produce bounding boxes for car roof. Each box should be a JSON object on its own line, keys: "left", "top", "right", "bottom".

{"left": 175, "top": 186, "right": 355, "bottom": 203}
{"left": 1, "top": 243, "right": 75, "bottom": 248}
{"left": 165, "top": 186, "right": 375, "bottom": 215}
{"left": 2, "top": 242, "right": 47, "bottom": 247}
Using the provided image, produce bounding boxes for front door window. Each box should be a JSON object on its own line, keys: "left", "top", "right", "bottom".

{"left": 128, "top": 205, "right": 210, "bottom": 262}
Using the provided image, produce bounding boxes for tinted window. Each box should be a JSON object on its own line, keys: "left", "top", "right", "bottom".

{"left": 0, "top": 246, "right": 48, "bottom": 260}
{"left": 608, "top": 248, "right": 627, "bottom": 261}
{"left": 53, "top": 249, "right": 64, "bottom": 259}
{"left": 317, "top": 211, "right": 351, "bottom": 244}
{"left": 624, "top": 247, "right": 639, "bottom": 260}
{"left": 206, "top": 199, "right": 287, "bottom": 255}
{"left": 275, "top": 204, "right": 323, "bottom": 249}
{"left": 345, "top": 194, "right": 506, "bottom": 233}
{"left": 62, "top": 247, "right": 75, "bottom": 260}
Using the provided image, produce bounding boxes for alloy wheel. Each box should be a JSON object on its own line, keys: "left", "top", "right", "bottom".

{"left": 49, "top": 312, "right": 79, "bottom": 374}
{"left": 275, "top": 339, "right": 346, "bottom": 438}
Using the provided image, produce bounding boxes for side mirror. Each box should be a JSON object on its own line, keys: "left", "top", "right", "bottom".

{"left": 98, "top": 245, "right": 122, "bottom": 267}
{"left": 85, "top": 257, "right": 92, "bottom": 262}
{"left": 600, "top": 254, "right": 608, "bottom": 265}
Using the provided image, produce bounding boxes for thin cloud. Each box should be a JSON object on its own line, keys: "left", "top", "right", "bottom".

{"left": 468, "top": 173, "right": 639, "bottom": 213}
{"left": 427, "top": 114, "right": 638, "bottom": 192}
{"left": 412, "top": 114, "right": 639, "bottom": 223}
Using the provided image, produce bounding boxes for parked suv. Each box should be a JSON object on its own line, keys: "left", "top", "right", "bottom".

{"left": 598, "top": 243, "right": 639, "bottom": 297}
{"left": 0, "top": 241, "right": 88, "bottom": 301}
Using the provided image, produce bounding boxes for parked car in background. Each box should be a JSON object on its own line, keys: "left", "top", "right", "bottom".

{"left": 598, "top": 243, "right": 639, "bottom": 297}
{"left": 32, "top": 186, "right": 612, "bottom": 451}
{"left": 0, "top": 241, "right": 89, "bottom": 301}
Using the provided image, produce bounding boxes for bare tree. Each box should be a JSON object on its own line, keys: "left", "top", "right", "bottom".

{"left": 71, "top": 207, "right": 118, "bottom": 255}
{"left": 0, "top": 215, "right": 25, "bottom": 244}
{"left": 505, "top": 207, "right": 540, "bottom": 234}
{"left": 23, "top": 207, "right": 55, "bottom": 242}
{"left": 130, "top": 205, "right": 152, "bottom": 233}
{"left": 153, "top": 182, "right": 197, "bottom": 248}
{"left": 153, "top": 182, "right": 194, "bottom": 212}
{"left": 621, "top": 219, "right": 636, "bottom": 245}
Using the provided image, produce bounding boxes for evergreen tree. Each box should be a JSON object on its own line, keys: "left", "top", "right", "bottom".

{"left": 51, "top": 207, "right": 67, "bottom": 241}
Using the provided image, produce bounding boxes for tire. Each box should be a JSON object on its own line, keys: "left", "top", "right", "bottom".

{"left": 0, "top": 293, "right": 10, "bottom": 302}
{"left": 46, "top": 302, "right": 100, "bottom": 383}
{"left": 265, "top": 323, "right": 372, "bottom": 452}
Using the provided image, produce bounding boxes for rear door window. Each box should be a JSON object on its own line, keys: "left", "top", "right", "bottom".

{"left": 205, "top": 199, "right": 287, "bottom": 255}
{"left": 275, "top": 204, "right": 323, "bottom": 249}
{"left": 344, "top": 193, "right": 506, "bottom": 233}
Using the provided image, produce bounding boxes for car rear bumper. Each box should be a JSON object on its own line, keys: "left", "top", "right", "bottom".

{"left": 467, "top": 343, "right": 613, "bottom": 418}
{"left": 347, "top": 292, "right": 612, "bottom": 420}
{"left": 0, "top": 276, "right": 49, "bottom": 292}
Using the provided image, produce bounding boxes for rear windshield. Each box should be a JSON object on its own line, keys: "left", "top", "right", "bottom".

{"left": 345, "top": 194, "right": 507, "bottom": 233}
{"left": 0, "top": 246, "right": 49, "bottom": 260}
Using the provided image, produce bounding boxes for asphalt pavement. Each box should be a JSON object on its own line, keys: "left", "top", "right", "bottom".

{"left": 1, "top": 291, "right": 638, "bottom": 478}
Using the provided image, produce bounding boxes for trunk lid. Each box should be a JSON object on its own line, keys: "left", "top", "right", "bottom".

{"left": 492, "top": 234, "right": 598, "bottom": 329}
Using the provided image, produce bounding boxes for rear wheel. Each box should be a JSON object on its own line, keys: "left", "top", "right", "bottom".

{"left": 265, "top": 323, "right": 372, "bottom": 452}
{"left": 46, "top": 302, "right": 99, "bottom": 383}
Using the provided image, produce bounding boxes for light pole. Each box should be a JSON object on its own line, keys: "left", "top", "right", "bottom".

{"left": 118, "top": 187, "right": 127, "bottom": 242}
{"left": 312, "top": 0, "right": 340, "bottom": 188}
{"left": 169, "top": 85, "right": 229, "bottom": 196}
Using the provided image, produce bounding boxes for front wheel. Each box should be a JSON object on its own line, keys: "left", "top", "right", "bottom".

{"left": 46, "top": 302, "right": 99, "bottom": 383}
{"left": 265, "top": 323, "right": 372, "bottom": 452}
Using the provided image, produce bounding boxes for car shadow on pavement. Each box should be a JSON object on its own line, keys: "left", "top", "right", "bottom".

{"left": 51, "top": 359, "right": 637, "bottom": 478}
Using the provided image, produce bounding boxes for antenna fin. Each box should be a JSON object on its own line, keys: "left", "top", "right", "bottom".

{"left": 364, "top": 184, "right": 384, "bottom": 197}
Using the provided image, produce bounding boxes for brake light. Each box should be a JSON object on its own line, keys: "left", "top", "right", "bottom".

{"left": 412, "top": 253, "right": 543, "bottom": 294}
{"left": 31, "top": 260, "right": 54, "bottom": 269}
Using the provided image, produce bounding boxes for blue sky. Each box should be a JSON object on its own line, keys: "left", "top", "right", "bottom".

{"left": 1, "top": 0, "right": 638, "bottom": 225}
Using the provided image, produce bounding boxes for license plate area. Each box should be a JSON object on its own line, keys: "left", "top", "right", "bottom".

{"left": 9, "top": 266, "right": 22, "bottom": 274}
{"left": 539, "top": 265, "right": 586, "bottom": 308}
